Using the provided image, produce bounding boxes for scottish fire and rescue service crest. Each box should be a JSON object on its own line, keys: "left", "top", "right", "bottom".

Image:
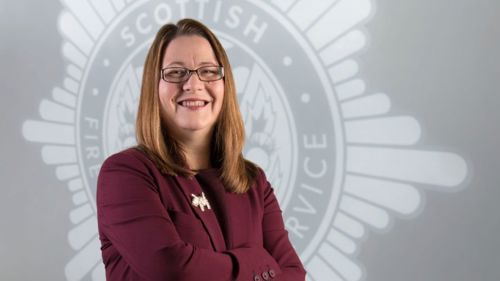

{"left": 22, "top": 0, "right": 468, "bottom": 280}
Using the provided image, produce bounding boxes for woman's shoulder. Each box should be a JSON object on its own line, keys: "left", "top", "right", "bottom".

{"left": 245, "top": 165, "right": 279, "bottom": 205}
{"left": 247, "top": 163, "right": 271, "bottom": 192}
{"left": 101, "top": 146, "right": 155, "bottom": 171}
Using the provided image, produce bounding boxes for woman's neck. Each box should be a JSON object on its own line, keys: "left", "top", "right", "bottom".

{"left": 177, "top": 130, "right": 213, "bottom": 170}
{"left": 184, "top": 141, "right": 211, "bottom": 170}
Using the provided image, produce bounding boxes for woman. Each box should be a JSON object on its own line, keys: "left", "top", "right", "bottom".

{"left": 97, "top": 18, "right": 306, "bottom": 281}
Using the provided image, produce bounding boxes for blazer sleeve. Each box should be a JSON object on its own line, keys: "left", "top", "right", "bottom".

{"left": 97, "top": 151, "right": 280, "bottom": 281}
{"left": 259, "top": 169, "right": 307, "bottom": 281}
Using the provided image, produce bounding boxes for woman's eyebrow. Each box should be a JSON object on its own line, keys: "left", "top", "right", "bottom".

{"left": 197, "top": 61, "right": 218, "bottom": 66}
{"left": 164, "top": 61, "right": 218, "bottom": 67}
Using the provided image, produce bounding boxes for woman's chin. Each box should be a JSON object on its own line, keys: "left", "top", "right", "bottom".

{"left": 178, "top": 123, "right": 213, "bottom": 134}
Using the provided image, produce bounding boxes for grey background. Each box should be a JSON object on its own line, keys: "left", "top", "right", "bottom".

{"left": 1, "top": 0, "right": 499, "bottom": 280}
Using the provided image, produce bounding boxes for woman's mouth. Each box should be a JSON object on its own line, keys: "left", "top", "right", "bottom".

{"left": 177, "top": 100, "right": 209, "bottom": 109}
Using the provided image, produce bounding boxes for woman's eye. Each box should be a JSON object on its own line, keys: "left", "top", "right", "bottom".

{"left": 166, "top": 69, "right": 186, "bottom": 77}
{"left": 200, "top": 68, "right": 217, "bottom": 75}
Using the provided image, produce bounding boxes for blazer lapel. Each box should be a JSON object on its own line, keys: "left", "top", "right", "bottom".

{"left": 194, "top": 173, "right": 233, "bottom": 249}
{"left": 174, "top": 176, "right": 226, "bottom": 252}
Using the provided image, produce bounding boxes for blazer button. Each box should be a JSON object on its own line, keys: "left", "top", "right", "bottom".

{"left": 253, "top": 275, "right": 261, "bottom": 281}
{"left": 262, "top": 271, "right": 270, "bottom": 280}
{"left": 268, "top": 269, "right": 276, "bottom": 278}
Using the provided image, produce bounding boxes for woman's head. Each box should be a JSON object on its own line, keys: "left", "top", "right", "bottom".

{"left": 136, "top": 18, "right": 256, "bottom": 193}
{"left": 159, "top": 34, "right": 225, "bottom": 141}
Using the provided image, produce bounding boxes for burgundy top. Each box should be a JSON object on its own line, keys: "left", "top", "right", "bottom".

{"left": 97, "top": 148, "right": 306, "bottom": 281}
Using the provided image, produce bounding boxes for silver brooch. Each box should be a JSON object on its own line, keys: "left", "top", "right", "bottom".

{"left": 191, "top": 192, "right": 211, "bottom": 212}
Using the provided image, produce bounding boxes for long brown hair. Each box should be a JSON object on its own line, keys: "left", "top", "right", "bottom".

{"left": 136, "top": 18, "right": 257, "bottom": 193}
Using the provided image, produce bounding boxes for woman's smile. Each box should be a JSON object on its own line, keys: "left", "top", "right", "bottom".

{"left": 176, "top": 98, "right": 211, "bottom": 110}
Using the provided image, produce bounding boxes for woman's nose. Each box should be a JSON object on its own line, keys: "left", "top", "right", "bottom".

{"left": 182, "top": 72, "right": 204, "bottom": 91}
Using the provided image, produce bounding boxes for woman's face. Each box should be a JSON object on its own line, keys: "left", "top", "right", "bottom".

{"left": 159, "top": 35, "right": 224, "bottom": 139}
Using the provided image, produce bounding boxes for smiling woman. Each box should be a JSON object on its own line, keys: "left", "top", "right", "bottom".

{"left": 96, "top": 18, "right": 306, "bottom": 281}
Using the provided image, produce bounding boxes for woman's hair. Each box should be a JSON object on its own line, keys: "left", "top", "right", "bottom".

{"left": 136, "top": 18, "right": 258, "bottom": 193}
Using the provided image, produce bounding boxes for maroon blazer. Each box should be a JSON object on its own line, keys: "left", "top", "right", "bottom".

{"left": 97, "top": 148, "right": 306, "bottom": 281}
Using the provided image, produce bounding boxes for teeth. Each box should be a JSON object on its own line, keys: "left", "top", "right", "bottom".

{"left": 181, "top": 100, "right": 205, "bottom": 107}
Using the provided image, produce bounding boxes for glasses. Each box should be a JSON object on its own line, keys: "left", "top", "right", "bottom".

{"left": 160, "top": 66, "right": 224, "bottom": 83}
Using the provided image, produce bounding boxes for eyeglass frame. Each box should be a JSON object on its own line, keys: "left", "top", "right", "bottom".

{"left": 160, "top": 65, "right": 225, "bottom": 83}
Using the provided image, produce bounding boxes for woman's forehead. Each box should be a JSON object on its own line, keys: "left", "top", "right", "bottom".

{"left": 162, "top": 35, "right": 218, "bottom": 66}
